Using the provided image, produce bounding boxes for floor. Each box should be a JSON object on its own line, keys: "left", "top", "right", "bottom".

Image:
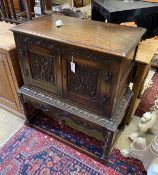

{"left": 0, "top": 108, "right": 24, "bottom": 148}
{"left": 115, "top": 115, "right": 154, "bottom": 151}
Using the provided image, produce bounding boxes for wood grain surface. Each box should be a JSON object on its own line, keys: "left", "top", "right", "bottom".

{"left": 11, "top": 14, "right": 146, "bottom": 57}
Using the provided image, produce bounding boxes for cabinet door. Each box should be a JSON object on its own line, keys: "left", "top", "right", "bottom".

{"left": 62, "top": 55, "right": 112, "bottom": 116}
{"left": 0, "top": 53, "right": 21, "bottom": 113}
{"left": 21, "top": 45, "right": 62, "bottom": 95}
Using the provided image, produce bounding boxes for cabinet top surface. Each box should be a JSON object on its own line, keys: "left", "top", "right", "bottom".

{"left": 0, "top": 22, "right": 15, "bottom": 50}
{"left": 11, "top": 15, "right": 145, "bottom": 57}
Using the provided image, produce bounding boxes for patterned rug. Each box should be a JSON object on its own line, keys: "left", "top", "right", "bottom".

{"left": 135, "top": 68, "right": 158, "bottom": 117}
{"left": 0, "top": 69, "right": 157, "bottom": 175}
{"left": 0, "top": 125, "right": 146, "bottom": 175}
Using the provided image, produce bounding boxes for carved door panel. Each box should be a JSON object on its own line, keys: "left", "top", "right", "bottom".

{"left": 22, "top": 45, "right": 62, "bottom": 95}
{"left": 62, "top": 55, "right": 113, "bottom": 116}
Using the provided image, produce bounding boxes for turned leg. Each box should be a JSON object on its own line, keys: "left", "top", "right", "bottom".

{"left": 101, "top": 130, "right": 114, "bottom": 162}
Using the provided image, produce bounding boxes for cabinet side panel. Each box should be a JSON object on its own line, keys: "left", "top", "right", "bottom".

{"left": 113, "top": 50, "right": 135, "bottom": 113}
{"left": 0, "top": 51, "right": 23, "bottom": 116}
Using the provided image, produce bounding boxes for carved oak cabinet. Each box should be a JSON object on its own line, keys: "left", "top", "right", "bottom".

{"left": 11, "top": 14, "right": 145, "bottom": 162}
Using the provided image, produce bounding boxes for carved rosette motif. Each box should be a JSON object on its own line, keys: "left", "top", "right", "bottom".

{"left": 29, "top": 51, "right": 55, "bottom": 83}
{"left": 69, "top": 65, "right": 98, "bottom": 99}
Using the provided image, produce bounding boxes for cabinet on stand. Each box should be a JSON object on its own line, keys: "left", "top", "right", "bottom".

{"left": 11, "top": 14, "right": 145, "bottom": 162}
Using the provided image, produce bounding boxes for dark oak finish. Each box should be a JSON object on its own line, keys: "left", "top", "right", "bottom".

{"left": 12, "top": 15, "right": 145, "bottom": 57}
{"left": 12, "top": 14, "right": 145, "bottom": 162}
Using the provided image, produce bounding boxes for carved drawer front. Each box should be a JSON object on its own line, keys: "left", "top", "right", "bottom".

{"left": 21, "top": 45, "right": 62, "bottom": 94}
{"left": 62, "top": 55, "right": 113, "bottom": 116}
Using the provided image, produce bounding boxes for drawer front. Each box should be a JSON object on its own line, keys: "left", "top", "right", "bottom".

{"left": 62, "top": 54, "right": 114, "bottom": 117}
{"left": 19, "top": 44, "right": 62, "bottom": 94}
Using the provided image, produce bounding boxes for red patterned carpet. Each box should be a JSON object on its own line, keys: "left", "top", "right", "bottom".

{"left": 135, "top": 68, "right": 158, "bottom": 117}
{"left": 0, "top": 125, "right": 146, "bottom": 175}
{"left": 0, "top": 69, "right": 157, "bottom": 175}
